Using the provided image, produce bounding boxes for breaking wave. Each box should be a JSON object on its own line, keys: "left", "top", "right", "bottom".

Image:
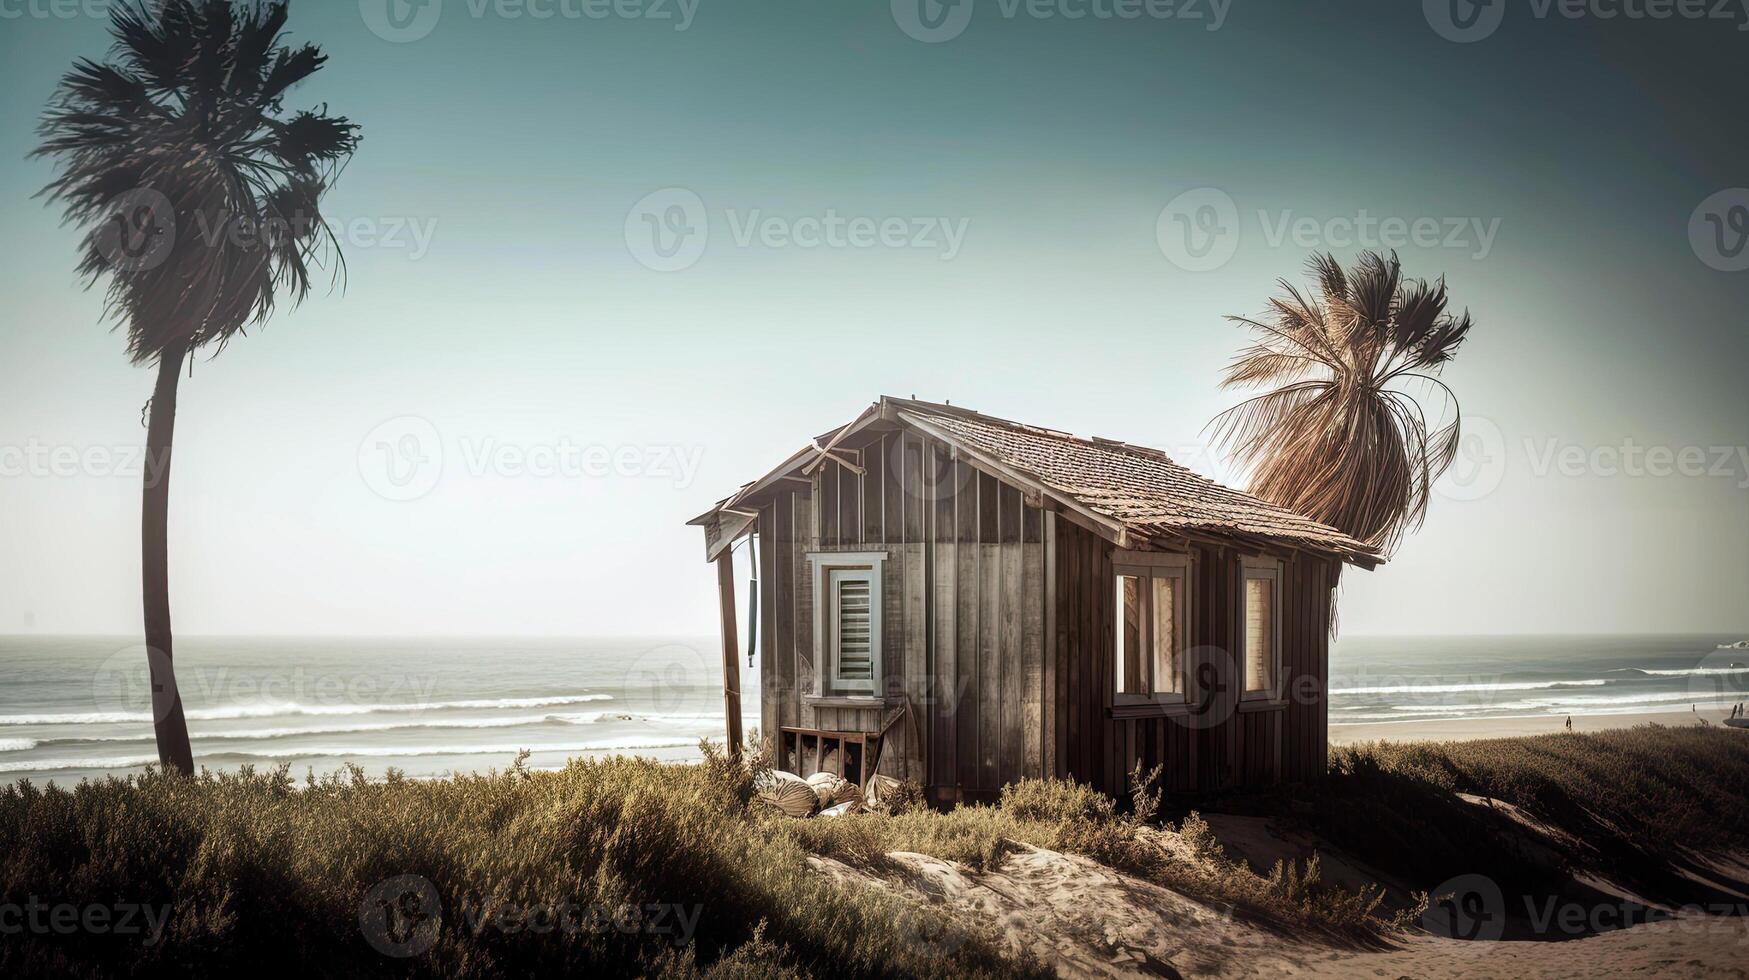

{"left": 0, "top": 694, "right": 614, "bottom": 727}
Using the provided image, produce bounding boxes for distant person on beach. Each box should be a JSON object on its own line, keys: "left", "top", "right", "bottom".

{"left": 1565, "top": 716, "right": 1573, "bottom": 732}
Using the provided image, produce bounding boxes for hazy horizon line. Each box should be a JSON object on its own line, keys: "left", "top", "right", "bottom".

{"left": 4, "top": 630, "right": 1744, "bottom": 641}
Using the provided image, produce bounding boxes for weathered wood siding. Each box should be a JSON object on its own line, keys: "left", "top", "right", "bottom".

{"left": 755, "top": 428, "right": 1047, "bottom": 799}
{"left": 755, "top": 426, "right": 1335, "bottom": 800}
{"left": 1051, "top": 518, "right": 1336, "bottom": 798}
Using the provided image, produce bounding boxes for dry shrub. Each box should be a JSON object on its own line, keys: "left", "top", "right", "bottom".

{"left": 0, "top": 755, "right": 1032, "bottom": 979}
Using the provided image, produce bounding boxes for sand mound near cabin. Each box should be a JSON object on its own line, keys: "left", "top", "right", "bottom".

{"left": 812, "top": 842, "right": 1749, "bottom": 979}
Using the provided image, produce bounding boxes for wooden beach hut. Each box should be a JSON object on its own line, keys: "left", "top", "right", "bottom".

{"left": 689, "top": 397, "right": 1383, "bottom": 803}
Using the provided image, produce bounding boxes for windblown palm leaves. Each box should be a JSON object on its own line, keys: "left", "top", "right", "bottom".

{"left": 1210, "top": 251, "right": 1473, "bottom": 557}
{"left": 35, "top": 0, "right": 359, "bottom": 363}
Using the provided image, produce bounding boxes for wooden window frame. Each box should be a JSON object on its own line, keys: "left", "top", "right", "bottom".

{"left": 1111, "top": 550, "right": 1193, "bottom": 709}
{"left": 808, "top": 551, "right": 887, "bottom": 696}
{"left": 1240, "top": 556, "right": 1283, "bottom": 701}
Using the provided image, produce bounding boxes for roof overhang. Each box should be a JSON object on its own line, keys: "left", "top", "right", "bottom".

{"left": 688, "top": 396, "right": 1384, "bottom": 569}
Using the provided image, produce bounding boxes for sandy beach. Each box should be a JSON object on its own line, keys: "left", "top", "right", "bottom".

{"left": 1330, "top": 706, "right": 1746, "bottom": 744}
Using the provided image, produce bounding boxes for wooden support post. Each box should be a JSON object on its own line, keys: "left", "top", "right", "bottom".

{"left": 716, "top": 551, "right": 744, "bottom": 761}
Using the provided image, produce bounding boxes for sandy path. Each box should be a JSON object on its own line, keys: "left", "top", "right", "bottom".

{"left": 814, "top": 843, "right": 1749, "bottom": 978}
{"left": 1297, "top": 920, "right": 1749, "bottom": 978}
{"left": 1329, "top": 708, "right": 1746, "bottom": 744}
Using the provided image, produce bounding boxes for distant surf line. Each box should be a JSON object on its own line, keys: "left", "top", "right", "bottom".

{"left": 0, "top": 738, "right": 699, "bottom": 774}
{"left": 1329, "top": 679, "right": 1607, "bottom": 695}
{"left": 0, "top": 693, "right": 615, "bottom": 727}
{"left": 0, "top": 710, "right": 725, "bottom": 750}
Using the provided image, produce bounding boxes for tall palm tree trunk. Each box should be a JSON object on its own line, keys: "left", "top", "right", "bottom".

{"left": 144, "top": 341, "right": 195, "bottom": 776}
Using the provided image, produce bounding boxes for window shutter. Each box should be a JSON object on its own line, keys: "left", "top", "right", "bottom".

{"left": 836, "top": 578, "right": 873, "bottom": 682}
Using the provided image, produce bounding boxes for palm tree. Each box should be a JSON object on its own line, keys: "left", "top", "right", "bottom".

{"left": 35, "top": 0, "right": 359, "bottom": 774}
{"left": 1210, "top": 251, "right": 1473, "bottom": 557}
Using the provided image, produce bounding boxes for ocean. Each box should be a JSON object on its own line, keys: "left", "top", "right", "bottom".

{"left": 0, "top": 635, "right": 755, "bottom": 785}
{"left": 1, "top": 634, "right": 1746, "bottom": 784}
{"left": 1329, "top": 634, "right": 1749, "bottom": 725}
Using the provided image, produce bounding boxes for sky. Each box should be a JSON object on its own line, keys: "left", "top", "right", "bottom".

{"left": 0, "top": 0, "right": 1745, "bottom": 639}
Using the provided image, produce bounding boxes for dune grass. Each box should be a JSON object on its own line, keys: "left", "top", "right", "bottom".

{"left": 7, "top": 724, "right": 1745, "bottom": 975}
{"left": 1332, "top": 725, "right": 1749, "bottom": 855}
{"left": 1300, "top": 724, "right": 1749, "bottom": 923}
{"left": 784, "top": 765, "right": 1414, "bottom": 945}
{"left": 0, "top": 751, "right": 1039, "bottom": 979}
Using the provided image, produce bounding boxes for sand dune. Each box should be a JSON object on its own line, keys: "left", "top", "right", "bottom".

{"left": 816, "top": 841, "right": 1749, "bottom": 978}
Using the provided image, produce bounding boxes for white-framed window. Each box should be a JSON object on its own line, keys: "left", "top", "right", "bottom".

{"left": 1241, "top": 558, "right": 1281, "bottom": 699}
{"left": 809, "top": 552, "right": 886, "bottom": 695}
{"left": 1112, "top": 551, "right": 1191, "bottom": 704}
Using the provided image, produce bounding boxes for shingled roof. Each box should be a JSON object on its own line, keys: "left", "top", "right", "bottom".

{"left": 694, "top": 396, "right": 1383, "bottom": 568}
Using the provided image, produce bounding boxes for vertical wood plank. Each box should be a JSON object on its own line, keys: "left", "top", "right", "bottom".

{"left": 904, "top": 543, "right": 927, "bottom": 780}
{"left": 792, "top": 491, "right": 812, "bottom": 731}
{"left": 955, "top": 472, "right": 979, "bottom": 789}
{"left": 1044, "top": 513, "right": 1059, "bottom": 779}
{"left": 1001, "top": 539, "right": 1023, "bottom": 786}
{"left": 820, "top": 465, "right": 839, "bottom": 548}
{"left": 862, "top": 445, "right": 884, "bottom": 544}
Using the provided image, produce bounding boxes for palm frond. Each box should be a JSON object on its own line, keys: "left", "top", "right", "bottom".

{"left": 35, "top": 0, "right": 358, "bottom": 366}
{"left": 1212, "top": 251, "right": 1473, "bottom": 556}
